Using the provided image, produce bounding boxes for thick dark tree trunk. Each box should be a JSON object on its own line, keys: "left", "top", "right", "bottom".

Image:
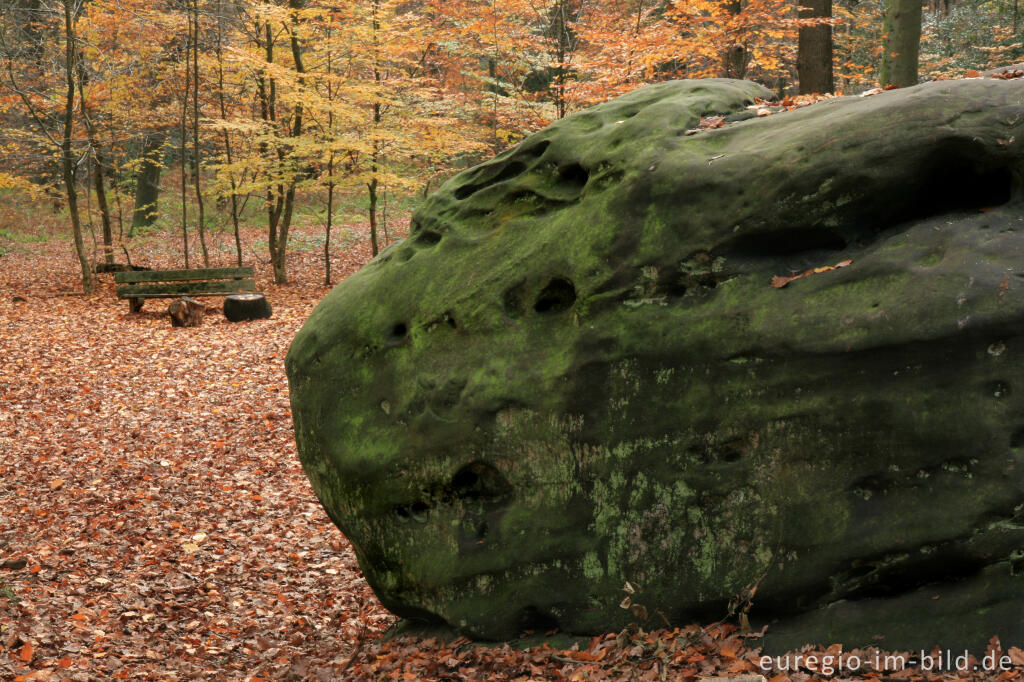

{"left": 798, "top": 0, "right": 834, "bottom": 94}
{"left": 721, "top": 0, "right": 746, "bottom": 79}
{"left": 131, "top": 134, "right": 163, "bottom": 234}
{"left": 879, "top": 0, "right": 923, "bottom": 87}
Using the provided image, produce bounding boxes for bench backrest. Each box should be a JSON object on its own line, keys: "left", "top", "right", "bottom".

{"left": 115, "top": 267, "right": 256, "bottom": 298}
{"left": 114, "top": 266, "right": 254, "bottom": 284}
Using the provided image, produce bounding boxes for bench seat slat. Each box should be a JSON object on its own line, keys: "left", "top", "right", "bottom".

{"left": 116, "top": 279, "right": 256, "bottom": 298}
{"left": 114, "top": 266, "right": 254, "bottom": 284}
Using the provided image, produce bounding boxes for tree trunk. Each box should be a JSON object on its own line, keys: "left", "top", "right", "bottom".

{"left": 879, "top": 0, "right": 922, "bottom": 87}
{"left": 368, "top": 0, "right": 381, "bottom": 257}
{"left": 257, "top": 21, "right": 285, "bottom": 282}
{"left": 368, "top": 173, "right": 379, "bottom": 257}
{"left": 191, "top": 0, "right": 209, "bottom": 267}
{"left": 180, "top": 41, "right": 190, "bottom": 269}
{"left": 131, "top": 134, "right": 163, "bottom": 234}
{"left": 61, "top": 0, "right": 92, "bottom": 294}
{"left": 215, "top": 1, "right": 242, "bottom": 266}
{"left": 798, "top": 0, "right": 834, "bottom": 94}
{"left": 76, "top": 58, "right": 115, "bottom": 265}
{"left": 325, "top": 177, "right": 333, "bottom": 286}
{"left": 267, "top": 0, "right": 307, "bottom": 284}
{"left": 721, "top": 0, "right": 747, "bottom": 79}
{"left": 324, "top": 22, "right": 334, "bottom": 287}
{"left": 92, "top": 151, "right": 115, "bottom": 265}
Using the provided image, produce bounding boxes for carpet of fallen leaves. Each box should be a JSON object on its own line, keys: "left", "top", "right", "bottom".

{"left": 1, "top": 224, "right": 395, "bottom": 681}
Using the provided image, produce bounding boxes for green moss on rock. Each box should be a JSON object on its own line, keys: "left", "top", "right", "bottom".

{"left": 287, "top": 77, "right": 1024, "bottom": 650}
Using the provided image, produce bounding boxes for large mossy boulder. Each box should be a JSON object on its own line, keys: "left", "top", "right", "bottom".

{"left": 286, "top": 78, "right": 1024, "bottom": 651}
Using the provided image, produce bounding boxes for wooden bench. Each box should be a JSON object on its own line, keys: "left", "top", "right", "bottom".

{"left": 115, "top": 266, "right": 257, "bottom": 313}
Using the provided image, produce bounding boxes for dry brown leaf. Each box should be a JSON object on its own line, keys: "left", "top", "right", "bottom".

{"left": 771, "top": 259, "right": 853, "bottom": 288}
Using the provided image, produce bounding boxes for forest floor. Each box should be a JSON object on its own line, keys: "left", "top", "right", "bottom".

{"left": 1, "top": 214, "right": 1020, "bottom": 681}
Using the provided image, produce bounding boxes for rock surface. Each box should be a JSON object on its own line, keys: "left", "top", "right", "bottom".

{"left": 286, "top": 78, "right": 1024, "bottom": 650}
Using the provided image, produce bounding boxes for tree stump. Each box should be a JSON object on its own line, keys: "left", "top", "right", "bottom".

{"left": 223, "top": 293, "right": 272, "bottom": 322}
{"left": 168, "top": 297, "right": 204, "bottom": 327}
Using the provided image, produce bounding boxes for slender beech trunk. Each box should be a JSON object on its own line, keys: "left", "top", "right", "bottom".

{"left": 256, "top": 21, "right": 284, "bottom": 280}
{"left": 191, "top": 0, "right": 209, "bottom": 266}
{"left": 368, "top": 0, "right": 381, "bottom": 257}
{"left": 61, "top": 0, "right": 92, "bottom": 292}
{"left": 325, "top": 170, "right": 334, "bottom": 286}
{"left": 216, "top": 2, "right": 242, "bottom": 265}
{"left": 797, "top": 0, "right": 834, "bottom": 94}
{"left": 879, "top": 0, "right": 922, "bottom": 87}
{"left": 180, "top": 32, "right": 190, "bottom": 269}
{"left": 76, "top": 58, "right": 114, "bottom": 265}
{"left": 552, "top": 1, "right": 570, "bottom": 119}
{"left": 324, "top": 23, "right": 334, "bottom": 286}
{"left": 270, "top": 0, "right": 305, "bottom": 284}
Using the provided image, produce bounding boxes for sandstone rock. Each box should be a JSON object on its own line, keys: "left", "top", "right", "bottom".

{"left": 286, "top": 78, "right": 1024, "bottom": 650}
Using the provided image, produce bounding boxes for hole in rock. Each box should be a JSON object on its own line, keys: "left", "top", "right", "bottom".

{"left": 557, "top": 163, "right": 590, "bottom": 191}
{"left": 443, "top": 311, "right": 457, "bottom": 329}
{"left": 516, "top": 606, "right": 560, "bottom": 633}
{"left": 534, "top": 278, "right": 577, "bottom": 314}
{"left": 667, "top": 282, "right": 688, "bottom": 297}
{"left": 1012, "top": 556, "right": 1024, "bottom": 576}
{"left": 923, "top": 151, "right": 1012, "bottom": 215}
{"left": 1011, "top": 427, "right": 1024, "bottom": 448}
{"left": 720, "top": 447, "right": 743, "bottom": 463}
{"left": 451, "top": 461, "right": 512, "bottom": 503}
{"left": 520, "top": 139, "right": 551, "bottom": 160}
{"left": 453, "top": 161, "right": 528, "bottom": 200}
{"left": 389, "top": 322, "right": 408, "bottom": 342}
{"left": 416, "top": 230, "right": 442, "bottom": 246}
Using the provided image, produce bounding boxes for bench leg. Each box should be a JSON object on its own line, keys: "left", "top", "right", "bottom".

{"left": 129, "top": 297, "right": 143, "bottom": 313}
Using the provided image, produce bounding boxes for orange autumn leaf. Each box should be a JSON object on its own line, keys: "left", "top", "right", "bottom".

{"left": 771, "top": 259, "right": 853, "bottom": 288}
{"left": 18, "top": 643, "right": 33, "bottom": 662}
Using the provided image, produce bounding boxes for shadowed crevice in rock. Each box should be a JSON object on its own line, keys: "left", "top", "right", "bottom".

{"left": 534, "top": 278, "right": 576, "bottom": 314}
{"left": 287, "top": 77, "right": 1024, "bottom": 650}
